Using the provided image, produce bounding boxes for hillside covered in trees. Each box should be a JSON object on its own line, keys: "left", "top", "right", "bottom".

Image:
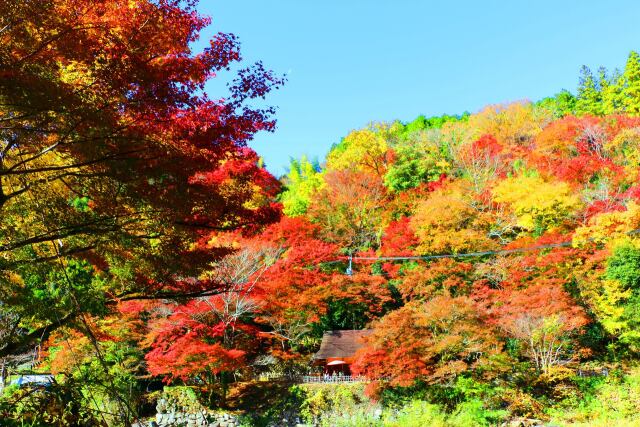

{"left": 2, "top": 1, "right": 640, "bottom": 426}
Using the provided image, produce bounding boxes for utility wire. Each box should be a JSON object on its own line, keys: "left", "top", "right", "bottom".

{"left": 16, "top": 149, "right": 112, "bottom": 426}
{"left": 17, "top": 147, "right": 138, "bottom": 425}
{"left": 326, "top": 227, "right": 640, "bottom": 266}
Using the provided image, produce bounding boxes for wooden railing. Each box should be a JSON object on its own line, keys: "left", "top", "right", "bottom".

{"left": 256, "top": 373, "right": 368, "bottom": 383}
{"left": 301, "top": 375, "right": 365, "bottom": 383}
{"left": 577, "top": 368, "right": 609, "bottom": 377}
{"left": 256, "top": 372, "right": 300, "bottom": 382}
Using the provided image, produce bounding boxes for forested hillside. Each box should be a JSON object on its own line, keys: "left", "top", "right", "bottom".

{"left": 2, "top": 1, "right": 640, "bottom": 425}
{"left": 269, "top": 53, "right": 640, "bottom": 424}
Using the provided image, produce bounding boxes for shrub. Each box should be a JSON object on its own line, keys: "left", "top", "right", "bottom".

{"left": 449, "top": 399, "right": 508, "bottom": 427}
{"left": 385, "top": 401, "right": 448, "bottom": 427}
{"left": 292, "top": 383, "right": 367, "bottom": 424}
{"left": 549, "top": 367, "right": 640, "bottom": 425}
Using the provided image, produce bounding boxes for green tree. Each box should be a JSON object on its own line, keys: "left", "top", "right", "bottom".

{"left": 573, "top": 51, "right": 640, "bottom": 116}
{"left": 535, "top": 90, "right": 577, "bottom": 118}
{"left": 621, "top": 51, "right": 640, "bottom": 114}
{"left": 384, "top": 114, "right": 465, "bottom": 191}
{"left": 600, "top": 67, "right": 624, "bottom": 114}
{"left": 576, "top": 66, "right": 603, "bottom": 115}
{"left": 604, "top": 241, "right": 640, "bottom": 352}
{"left": 384, "top": 130, "right": 452, "bottom": 191}
{"left": 279, "top": 156, "right": 324, "bottom": 217}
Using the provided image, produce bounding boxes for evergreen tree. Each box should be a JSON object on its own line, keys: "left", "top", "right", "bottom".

{"left": 601, "top": 67, "right": 624, "bottom": 114}
{"left": 576, "top": 65, "right": 603, "bottom": 115}
{"left": 622, "top": 51, "right": 640, "bottom": 114}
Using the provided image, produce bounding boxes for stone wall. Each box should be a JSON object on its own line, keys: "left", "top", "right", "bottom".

{"left": 134, "top": 386, "right": 309, "bottom": 427}
{"left": 152, "top": 407, "right": 239, "bottom": 427}
{"left": 139, "top": 389, "right": 241, "bottom": 427}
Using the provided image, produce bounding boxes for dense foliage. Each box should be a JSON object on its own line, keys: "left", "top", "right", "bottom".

{"left": 0, "top": 0, "right": 282, "bottom": 424}
{"left": 2, "top": 1, "right": 640, "bottom": 424}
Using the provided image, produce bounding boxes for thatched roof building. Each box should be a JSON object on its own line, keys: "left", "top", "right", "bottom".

{"left": 313, "top": 330, "right": 372, "bottom": 370}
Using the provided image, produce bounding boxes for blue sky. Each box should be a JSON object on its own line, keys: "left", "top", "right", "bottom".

{"left": 197, "top": 1, "right": 640, "bottom": 176}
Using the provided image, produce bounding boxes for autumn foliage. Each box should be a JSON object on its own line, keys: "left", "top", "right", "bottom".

{"left": 5, "top": 4, "right": 640, "bottom": 421}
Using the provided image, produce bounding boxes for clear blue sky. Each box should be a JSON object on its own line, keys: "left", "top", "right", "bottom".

{"left": 197, "top": 1, "right": 640, "bottom": 176}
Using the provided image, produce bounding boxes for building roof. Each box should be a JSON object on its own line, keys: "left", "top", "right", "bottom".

{"left": 314, "top": 329, "right": 373, "bottom": 360}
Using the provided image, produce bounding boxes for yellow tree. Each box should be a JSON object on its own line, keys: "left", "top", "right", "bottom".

{"left": 326, "top": 123, "right": 399, "bottom": 177}
{"left": 492, "top": 175, "right": 582, "bottom": 234}
{"left": 410, "top": 182, "right": 496, "bottom": 254}
{"left": 468, "top": 102, "right": 551, "bottom": 147}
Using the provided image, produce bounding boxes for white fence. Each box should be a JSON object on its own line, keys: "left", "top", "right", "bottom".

{"left": 301, "top": 375, "right": 365, "bottom": 384}
{"left": 256, "top": 373, "right": 368, "bottom": 383}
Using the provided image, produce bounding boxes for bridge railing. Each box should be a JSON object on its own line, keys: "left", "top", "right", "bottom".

{"left": 255, "top": 373, "right": 387, "bottom": 384}
{"left": 301, "top": 375, "right": 364, "bottom": 383}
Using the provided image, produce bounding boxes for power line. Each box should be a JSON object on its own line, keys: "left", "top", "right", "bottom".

{"left": 327, "top": 227, "right": 640, "bottom": 266}
{"left": 17, "top": 147, "right": 139, "bottom": 426}
{"left": 352, "top": 241, "right": 572, "bottom": 261}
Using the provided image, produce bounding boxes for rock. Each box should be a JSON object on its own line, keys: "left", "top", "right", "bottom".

{"left": 503, "top": 418, "right": 548, "bottom": 427}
